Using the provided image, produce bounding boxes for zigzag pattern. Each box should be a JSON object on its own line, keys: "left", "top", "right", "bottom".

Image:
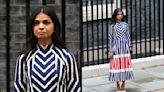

{"left": 31, "top": 51, "right": 58, "bottom": 92}
{"left": 14, "top": 44, "right": 81, "bottom": 92}
{"left": 109, "top": 22, "right": 131, "bottom": 55}
{"left": 114, "top": 22, "right": 127, "bottom": 39}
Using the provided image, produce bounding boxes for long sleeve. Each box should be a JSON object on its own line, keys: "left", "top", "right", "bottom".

{"left": 13, "top": 54, "right": 27, "bottom": 92}
{"left": 108, "top": 24, "right": 114, "bottom": 52}
{"left": 125, "top": 24, "right": 131, "bottom": 47}
{"left": 66, "top": 53, "right": 81, "bottom": 92}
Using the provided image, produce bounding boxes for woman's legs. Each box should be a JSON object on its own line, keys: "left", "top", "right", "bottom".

{"left": 116, "top": 82, "right": 121, "bottom": 91}
{"left": 121, "top": 81, "right": 126, "bottom": 90}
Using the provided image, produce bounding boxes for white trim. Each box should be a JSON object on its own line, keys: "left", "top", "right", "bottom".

{"left": 113, "top": 54, "right": 131, "bottom": 58}
{"left": 109, "top": 68, "right": 133, "bottom": 73}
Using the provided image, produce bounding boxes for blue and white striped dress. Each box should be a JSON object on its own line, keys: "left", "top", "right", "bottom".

{"left": 108, "top": 22, "right": 133, "bottom": 81}
{"left": 14, "top": 44, "right": 81, "bottom": 92}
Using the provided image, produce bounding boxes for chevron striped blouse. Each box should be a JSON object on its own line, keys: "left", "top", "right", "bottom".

{"left": 14, "top": 44, "right": 81, "bottom": 92}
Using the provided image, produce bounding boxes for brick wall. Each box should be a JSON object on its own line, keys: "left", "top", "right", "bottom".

{"left": 0, "top": 1, "right": 7, "bottom": 91}
{"left": 65, "top": 0, "right": 80, "bottom": 59}
{"left": 0, "top": 0, "right": 80, "bottom": 91}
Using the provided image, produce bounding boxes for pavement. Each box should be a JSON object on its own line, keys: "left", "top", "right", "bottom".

{"left": 82, "top": 55, "right": 164, "bottom": 92}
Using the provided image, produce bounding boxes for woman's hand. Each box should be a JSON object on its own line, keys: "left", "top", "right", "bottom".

{"left": 109, "top": 52, "right": 113, "bottom": 59}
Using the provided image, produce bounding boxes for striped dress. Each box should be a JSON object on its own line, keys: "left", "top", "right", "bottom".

{"left": 108, "top": 22, "right": 133, "bottom": 81}
{"left": 13, "top": 44, "right": 81, "bottom": 92}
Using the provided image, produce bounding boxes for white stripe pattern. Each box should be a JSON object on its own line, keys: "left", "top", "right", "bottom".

{"left": 13, "top": 44, "right": 81, "bottom": 92}
{"left": 108, "top": 22, "right": 134, "bottom": 82}
{"left": 109, "top": 68, "right": 133, "bottom": 73}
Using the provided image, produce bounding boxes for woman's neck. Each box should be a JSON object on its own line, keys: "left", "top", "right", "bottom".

{"left": 116, "top": 20, "right": 121, "bottom": 23}
{"left": 38, "top": 38, "right": 52, "bottom": 46}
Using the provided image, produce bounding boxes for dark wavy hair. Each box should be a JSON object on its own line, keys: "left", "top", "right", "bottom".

{"left": 21, "top": 6, "right": 65, "bottom": 58}
{"left": 112, "top": 8, "right": 125, "bottom": 24}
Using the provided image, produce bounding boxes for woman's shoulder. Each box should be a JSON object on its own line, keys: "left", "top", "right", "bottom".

{"left": 53, "top": 46, "right": 74, "bottom": 59}
{"left": 61, "top": 49, "right": 76, "bottom": 62}
{"left": 16, "top": 54, "right": 25, "bottom": 63}
{"left": 60, "top": 48, "right": 74, "bottom": 58}
{"left": 18, "top": 54, "right": 24, "bottom": 59}
{"left": 109, "top": 23, "right": 114, "bottom": 26}
{"left": 121, "top": 22, "right": 128, "bottom": 25}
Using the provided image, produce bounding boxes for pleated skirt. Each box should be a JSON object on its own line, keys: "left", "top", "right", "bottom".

{"left": 109, "top": 53, "right": 134, "bottom": 81}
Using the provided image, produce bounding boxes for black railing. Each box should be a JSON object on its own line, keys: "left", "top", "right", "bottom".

{"left": 81, "top": 0, "right": 164, "bottom": 66}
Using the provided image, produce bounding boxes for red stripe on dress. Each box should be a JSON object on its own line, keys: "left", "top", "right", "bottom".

{"left": 110, "top": 56, "right": 132, "bottom": 70}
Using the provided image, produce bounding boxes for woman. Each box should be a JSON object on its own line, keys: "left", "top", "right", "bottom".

{"left": 108, "top": 8, "right": 133, "bottom": 92}
{"left": 13, "top": 6, "right": 81, "bottom": 92}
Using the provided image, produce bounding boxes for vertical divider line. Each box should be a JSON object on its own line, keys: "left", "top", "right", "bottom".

{"left": 80, "top": 0, "right": 83, "bottom": 89}
{"left": 6, "top": 0, "right": 10, "bottom": 91}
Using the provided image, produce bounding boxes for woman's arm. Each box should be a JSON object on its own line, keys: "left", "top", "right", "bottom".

{"left": 108, "top": 24, "right": 113, "bottom": 52}
{"left": 13, "top": 54, "right": 26, "bottom": 92}
{"left": 126, "top": 24, "right": 132, "bottom": 50}
{"left": 66, "top": 53, "right": 81, "bottom": 92}
{"left": 108, "top": 24, "right": 115, "bottom": 58}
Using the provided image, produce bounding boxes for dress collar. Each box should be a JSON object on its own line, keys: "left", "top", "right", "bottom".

{"left": 37, "top": 43, "right": 53, "bottom": 51}
{"left": 116, "top": 21, "right": 122, "bottom": 24}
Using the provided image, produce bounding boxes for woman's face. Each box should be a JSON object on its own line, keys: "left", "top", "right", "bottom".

{"left": 33, "top": 12, "right": 54, "bottom": 41}
{"left": 115, "top": 11, "right": 123, "bottom": 21}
